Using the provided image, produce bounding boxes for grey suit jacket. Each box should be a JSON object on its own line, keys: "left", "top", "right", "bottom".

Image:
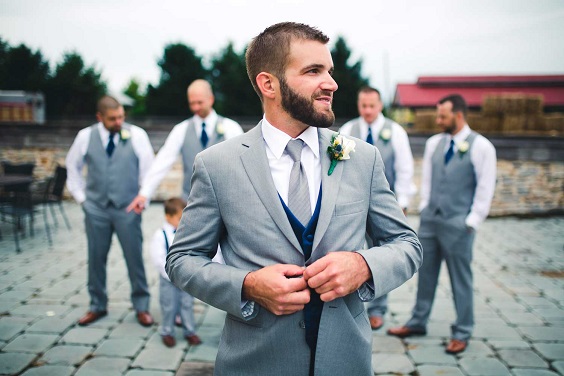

{"left": 167, "top": 123, "right": 422, "bottom": 376}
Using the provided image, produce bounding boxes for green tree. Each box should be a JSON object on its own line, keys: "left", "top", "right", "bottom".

{"left": 123, "top": 78, "right": 147, "bottom": 116}
{"left": 210, "top": 42, "right": 262, "bottom": 117}
{"left": 0, "top": 39, "right": 50, "bottom": 91}
{"left": 145, "top": 43, "right": 208, "bottom": 116}
{"left": 46, "top": 52, "right": 106, "bottom": 118}
{"left": 330, "top": 36, "right": 370, "bottom": 119}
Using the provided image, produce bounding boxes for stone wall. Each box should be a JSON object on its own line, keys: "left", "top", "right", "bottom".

{"left": 1, "top": 146, "right": 562, "bottom": 217}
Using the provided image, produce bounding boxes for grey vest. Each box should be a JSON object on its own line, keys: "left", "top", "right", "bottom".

{"left": 85, "top": 124, "right": 139, "bottom": 208}
{"left": 180, "top": 116, "right": 225, "bottom": 198}
{"left": 426, "top": 132, "right": 478, "bottom": 219}
{"left": 350, "top": 118, "right": 396, "bottom": 191}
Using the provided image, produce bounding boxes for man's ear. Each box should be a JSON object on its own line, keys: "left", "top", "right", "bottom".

{"left": 256, "top": 72, "right": 277, "bottom": 100}
{"left": 96, "top": 112, "right": 103, "bottom": 122}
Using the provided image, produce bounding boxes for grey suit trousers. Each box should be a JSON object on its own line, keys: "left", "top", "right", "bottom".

{"left": 83, "top": 201, "right": 150, "bottom": 312}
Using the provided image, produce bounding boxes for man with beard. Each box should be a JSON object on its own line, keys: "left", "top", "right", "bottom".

{"left": 166, "top": 22, "right": 422, "bottom": 376}
{"left": 388, "top": 94, "right": 496, "bottom": 355}
{"left": 66, "top": 96, "right": 155, "bottom": 327}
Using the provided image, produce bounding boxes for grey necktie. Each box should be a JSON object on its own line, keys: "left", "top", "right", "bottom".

{"left": 286, "top": 139, "right": 311, "bottom": 226}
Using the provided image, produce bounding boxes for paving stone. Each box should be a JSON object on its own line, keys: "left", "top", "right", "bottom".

{"left": 511, "top": 369, "right": 560, "bottom": 376}
{"left": 60, "top": 327, "right": 108, "bottom": 345}
{"left": 0, "top": 318, "right": 28, "bottom": 341}
{"left": 456, "top": 340, "right": 494, "bottom": 357}
{"left": 0, "top": 352, "right": 37, "bottom": 375}
{"left": 459, "top": 357, "right": 511, "bottom": 375}
{"left": 20, "top": 365, "right": 76, "bottom": 376}
{"left": 26, "top": 316, "right": 76, "bottom": 333}
{"left": 184, "top": 343, "right": 218, "bottom": 363}
{"left": 372, "top": 335, "right": 405, "bottom": 353}
{"left": 519, "top": 326, "right": 564, "bottom": 341}
{"left": 498, "top": 348, "right": 549, "bottom": 368}
{"left": 124, "top": 371, "right": 174, "bottom": 376}
{"left": 502, "top": 312, "right": 545, "bottom": 325}
{"left": 94, "top": 338, "right": 144, "bottom": 358}
{"left": 372, "top": 353, "right": 415, "bottom": 374}
{"left": 40, "top": 344, "right": 92, "bottom": 365}
{"left": 10, "top": 303, "right": 70, "bottom": 318}
{"left": 408, "top": 345, "right": 458, "bottom": 365}
{"left": 531, "top": 307, "right": 564, "bottom": 320}
{"left": 176, "top": 362, "right": 214, "bottom": 376}
{"left": 109, "top": 322, "right": 154, "bottom": 339}
{"left": 551, "top": 361, "right": 564, "bottom": 375}
{"left": 487, "top": 340, "right": 531, "bottom": 350}
{"left": 533, "top": 343, "right": 564, "bottom": 360}
{"left": 3, "top": 333, "right": 58, "bottom": 353}
{"left": 131, "top": 347, "right": 184, "bottom": 371}
{"left": 473, "top": 324, "right": 522, "bottom": 340}
{"left": 74, "top": 356, "right": 130, "bottom": 376}
{"left": 417, "top": 365, "right": 465, "bottom": 376}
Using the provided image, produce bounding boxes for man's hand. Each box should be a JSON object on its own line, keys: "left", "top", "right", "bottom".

{"left": 303, "top": 252, "right": 371, "bottom": 302}
{"left": 243, "top": 264, "right": 310, "bottom": 316}
{"left": 126, "top": 195, "right": 147, "bottom": 214}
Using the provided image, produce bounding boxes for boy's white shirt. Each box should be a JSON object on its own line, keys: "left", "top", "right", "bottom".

{"left": 150, "top": 221, "right": 176, "bottom": 281}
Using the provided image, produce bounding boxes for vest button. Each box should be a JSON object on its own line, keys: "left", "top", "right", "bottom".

{"left": 299, "top": 320, "right": 306, "bottom": 329}
{"left": 306, "top": 234, "right": 314, "bottom": 242}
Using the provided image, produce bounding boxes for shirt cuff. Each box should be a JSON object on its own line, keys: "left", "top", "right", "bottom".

{"left": 241, "top": 300, "right": 256, "bottom": 319}
{"left": 465, "top": 213, "right": 482, "bottom": 230}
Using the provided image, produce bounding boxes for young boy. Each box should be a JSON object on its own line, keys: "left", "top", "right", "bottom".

{"left": 150, "top": 197, "right": 202, "bottom": 347}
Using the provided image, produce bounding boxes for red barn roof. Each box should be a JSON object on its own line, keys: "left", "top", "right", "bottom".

{"left": 393, "top": 75, "right": 564, "bottom": 108}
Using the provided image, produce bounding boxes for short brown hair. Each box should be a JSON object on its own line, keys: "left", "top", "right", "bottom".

{"left": 438, "top": 94, "right": 468, "bottom": 117}
{"left": 164, "top": 197, "right": 187, "bottom": 216}
{"left": 97, "top": 95, "right": 121, "bottom": 114}
{"left": 358, "top": 86, "right": 381, "bottom": 99}
{"left": 245, "top": 22, "right": 330, "bottom": 101}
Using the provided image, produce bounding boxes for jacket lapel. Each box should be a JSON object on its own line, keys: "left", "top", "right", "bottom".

{"left": 240, "top": 123, "right": 303, "bottom": 253}
{"left": 313, "top": 128, "right": 343, "bottom": 251}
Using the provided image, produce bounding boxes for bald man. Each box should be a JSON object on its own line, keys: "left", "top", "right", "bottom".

{"left": 127, "top": 79, "right": 244, "bottom": 213}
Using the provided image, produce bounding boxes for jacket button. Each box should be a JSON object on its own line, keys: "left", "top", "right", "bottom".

{"left": 299, "top": 320, "right": 306, "bottom": 329}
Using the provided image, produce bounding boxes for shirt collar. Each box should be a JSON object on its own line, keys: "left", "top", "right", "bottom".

{"left": 261, "top": 116, "right": 320, "bottom": 159}
{"left": 448, "top": 124, "right": 471, "bottom": 143}
{"left": 195, "top": 110, "right": 218, "bottom": 128}
{"left": 162, "top": 221, "right": 176, "bottom": 233}
{"left": 361, "top": 113, "right": 385, "bottom": 131}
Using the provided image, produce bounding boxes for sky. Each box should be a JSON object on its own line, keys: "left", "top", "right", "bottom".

{"left": 1, "top": 0, "right": 564, "bottom": 104}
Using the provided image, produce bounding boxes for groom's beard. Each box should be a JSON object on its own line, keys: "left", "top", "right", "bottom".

{"left": 279, "top": 77, "right": 335, "bottom": 129}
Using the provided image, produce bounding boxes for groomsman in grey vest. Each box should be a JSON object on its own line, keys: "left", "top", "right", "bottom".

{"left": 340, "top": 86, "right": 416, "bottom": 330}
{"left": 388, "top": 94, "right": 496, "bottom": 354}
{"left": 66, "top": 96, "right": 155, "bottom": 326}
{"left": 127, "top": 79, "right": 243, "bottom": 214}
{"left": 166, "top": 22, "right": 422, "bottom": 376}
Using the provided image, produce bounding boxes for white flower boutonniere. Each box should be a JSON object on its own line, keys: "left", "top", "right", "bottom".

{"left": 327, "top": 133, "right": 356, "bottom": 176}
{"left": 379, "top": 128, "right": 392, "bottom": 143}
{"left": 457, "top": 140, "right": 469, "bottom": 157}
{"left": 216, "top": 122, "right": 225, "bottom": 137}
{"left": 120, "top": 129, "right": 131, "bottom": 143}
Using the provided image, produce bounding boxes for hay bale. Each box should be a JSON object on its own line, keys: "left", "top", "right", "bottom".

{"left": 466, "top": 111, "right": 483, "bottom": 132}
{"left": 502, "top": 115, "right": 527, "bottom": 134}
{"left": 544, "top": 113, "right": 564, "bottom": 134}
{"left": 413, "top": 109, "right": 436, "bottom": 132}
{"left": 480, "top": 114, "right": 503, "bottom": 134}
{"left": 525, "top": 94, "right": 544, "bottom": 115}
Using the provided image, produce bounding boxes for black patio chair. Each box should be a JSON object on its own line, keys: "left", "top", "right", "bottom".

{"left": 32, "top": 165, "right": 71, "bottom": 231}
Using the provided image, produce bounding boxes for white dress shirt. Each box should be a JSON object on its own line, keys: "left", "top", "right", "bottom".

{"left": 65, "top": 122, "right": 154, "bottom": 204}
{"left": 261, "top": 117, "right": 321, "bottom": 211}
{"left": 419, "top": 124, "right": 497, "bottom": 230}
{"left": 340, "top": 114, "right": 416, "bottom": 209}
{"left": 139, "top": 110, "right": 243, "bottom": 199}
{"left": 151, "top": 221, "right": 176, "bottom": 281}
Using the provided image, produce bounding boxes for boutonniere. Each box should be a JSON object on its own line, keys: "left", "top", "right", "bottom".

{"left": 215, "top": 122, "right": 224, "bottom": 137}
{"left": 457, "top": 140, "right": 469, "bottom": 157}
{"left": 120, "top": 129, "right": 131, "bottom": 143}
{"left": 379, "top": 128, "right": 392, "bottom": 143}
{"left": 327, "top": 133, "right": 356, "bottom": 176}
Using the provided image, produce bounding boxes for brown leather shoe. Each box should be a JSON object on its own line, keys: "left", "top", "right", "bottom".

{"left": 186, "top": 334, "right": 202, "bottom": 345}
{"left": 445, "top": 339, "right": 467, "bottom": 354}
{"left": 136, "top": 311, "right": 154, "bottom": 327}
{"left": 162, "top": 335, "right": 176, "bottom": 347}
{"left": 77, "top": 310, "right": 107, "bottom": 326}
{"left": 387, "top": 326, "right": 427, "bottom": 338}
{"left": 369, "top": 316, "right": 384, "bottom": 330}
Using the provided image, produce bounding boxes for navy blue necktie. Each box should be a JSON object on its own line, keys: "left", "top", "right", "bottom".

{"left": 444, "top": 139, "right": 455, "bottom": 164}
{"left": 366, "top": 127, "right": 373, "bottom": 145}
{"left": 106, "top": 132, "right": 116, "bottom": 157}
{"left": 200, "top": 122, "right": 209, "bottom": 148}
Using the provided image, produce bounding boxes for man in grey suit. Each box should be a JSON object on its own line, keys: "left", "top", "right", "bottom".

{"left": 167, "top": 22, "right": 422, "bottom": 376}
{"left": 66, "top": 96, "right": 155, "bottom": 327}
{"left": 388, "top": 94, "right": 497, "bottom": 354}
